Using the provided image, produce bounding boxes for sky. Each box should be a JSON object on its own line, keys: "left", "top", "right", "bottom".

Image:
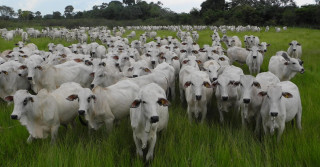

{"left": 1, "top": 0, "right": 317, "bottom": 15}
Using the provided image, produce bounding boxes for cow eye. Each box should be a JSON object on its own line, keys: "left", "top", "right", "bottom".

{"left": 142, "top": 101, "right": 146, "bottom": 104}
{"left": 99, "top": 74, "right": 103, "bottom": 77}
{"left": 23, "top": 99, "right": 28, "bottom": 106}
{"left": 292, "top": 62, "right": 296, "bottom": 65}
{"left": 87, "top": 97, "right": 90, "bottom": 102}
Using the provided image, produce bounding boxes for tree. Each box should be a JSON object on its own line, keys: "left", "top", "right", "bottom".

{"left": 123, "top": 0, "right": 135, "bottom": 6}
{"left": 64, "top": 5, "right": 74, "bottom": 18}
{"left": 0, "top": 5, "right": 15, "bottom": 19}
{"left": 200, "top": 0, "right": 226, "bottom": 14}
{"left": 53, "top": 11, "right": 62, "bottom": 19}
{"left": 316, "top": 0, "right": 320, "bottom": 5}
{"left": 20, "top": 10, "right": 34, "bottom": 20}
{"left": 35, "top": 11, "right": 42, "bottom": 19}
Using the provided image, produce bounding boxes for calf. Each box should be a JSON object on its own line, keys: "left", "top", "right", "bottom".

{"left": 246, "top": 46, "right": 263, "bottom": 74}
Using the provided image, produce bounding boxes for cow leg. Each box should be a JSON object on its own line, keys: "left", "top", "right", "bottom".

{"left": 146, "top": 134, "right": 157, "bottom": 161}
{"left": 200, "top": 105, "right": 207, "bottom": 124}
{"left": 254, "top": 114, "right": 261, "bottom": 135}
{"left": 277, "top": 124, "right": 285, "bottom": 142}
{"left": 50, "top": 125, "right": 59, "bottom": 145}
{"left": 179, "top": 87, "right": 184, "bottom": 103}
{"left": 218, "top": 103, "right": 224, "bottom": 123}
{"left": 187, "top": 105, "right": 193, "bottom": 123}
{"left": 133, "top": 133, "right": 143, "bottom": 157}
{"left": 105, "top": 118, "right": 115, "bottom": 134}
{"left": 27, "top": 135, "right": 34, "bottom": 144}
{"left": 296, "top": 110, "right": 302, "bottom": 130}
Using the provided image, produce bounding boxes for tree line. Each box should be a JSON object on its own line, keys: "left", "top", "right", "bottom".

{"left": 0, "top": 0, "right": 319, "bottom": 28}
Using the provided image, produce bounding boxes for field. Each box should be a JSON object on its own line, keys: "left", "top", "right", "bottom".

{"left": 0, "top": 27, "right": 320, "bottom": 166}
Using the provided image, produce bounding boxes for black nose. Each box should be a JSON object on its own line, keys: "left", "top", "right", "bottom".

{"left": 11, "top": 115, "right": 18, "bottom": 120}
{"left": 78, "top": 110, "right": 85, "bottom": 115}
{"left": 90, "top": 84, "right": 94, "bottom": 89}
{"left": 151, "top": 61, "right": 155, "bottom": 65}
{"left": 253, "top": 56, "right": 257, "bottom": 59}
{"left": 300, "top": 69, "right": 305, "bottom": 74}
{"left": 196, "top": 95, "right": 202, "bottom": 101}
{"left": 264, "top": 50, "right": 267, "bottom": 52}
{"left": 293, "top": 49, "right": 296, "bottom": 51}
{"left": 28, "top": 77, "right": 32, "bottom": 80}
{"left": 115, "top": 63, "right": 119, "bottom": 67}
{"left": 18, "top": 74, "right": 22, "bottom": 76}
{"left": 73, "top": 51, "right": 77, "bottom": 53}
{"left": 271, "top": 112, "right": 278, "bottom": 117}
{"left": 133, "top": 75, "right": 138, "bottom": 78}
{"left": 49, "top": 50, "right": 52, "bottom": 52}
{"left": 243, "top": 99, "right": 250, "bottom": 104}
{"left": 150, "top": 116, "right": 159, "bottom": 123}
{"left": 212, "top": 78, "right": 217, "bottom": 81}
{"left": 222, "top": 96, "right": 228, "bottom": 101}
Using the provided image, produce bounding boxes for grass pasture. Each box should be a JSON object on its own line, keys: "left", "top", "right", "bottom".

{"left": 0, "top": 27, "right": 320, "bottom": 166}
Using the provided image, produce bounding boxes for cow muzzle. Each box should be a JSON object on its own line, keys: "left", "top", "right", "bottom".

{"left": 151, "top": 61, "right": 156, "bottom": 65}
{"left": 270, "top": 112, "right": 278, "bottom": 117}
{"left": 78, "top": 110, "right": 85, "bottom": 115}
{"left": 150, "top": 116, "right": 159, "bottom": 123}
{"left": 300, "top": 69, "right": 305, "bottom": 74}
{"left": 253, "top": 56, "right": 257, "bottom": 59}
{"left": 196, "top": 95, "right": 202, "bottom": 101}
{"left": 133, "top": 75, "right": 138, "bottom": 78}
{"left": 11, "top": 115, "right": 18, "bottom": 120}
{"left": 222, "top": 96, "right": 228, "bottom": 101}
{"left": 243, "top": 98, "right": 250, "bottom": 104}
{"left": 90, "top": 84, "right": 95, "bottom": 89}
{"left": 28, "top": 77, "right": 32, "bottom": 80}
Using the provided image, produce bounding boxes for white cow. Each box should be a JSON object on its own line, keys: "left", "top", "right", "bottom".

{"left": 67, "top": 80, "right": 140, "bottom": 133}
{"left": 268, "top": 52, "right": 304, "bottom": 81}
{"left": 7, "top": 82, "right": 82, "bottom": 144}
{"left": 213, "top": 65, "right": 244, "bottom": 123}
{"left": 259, "top": 81, "right": 302, "bottom": 141}
{"left": 246, "top": 46, "right": 263, "bottom": 74}
{"left": 130, "top": 83, "right": 169, "bottom": 161}
{"left": 184, "top": 71, "right": 213, "bottom": 123}
{"left": 227, "top": 46, "right": 250, "bottom": 64}
{"left": 287, "top": 40, "right": 302, "bottom": 59}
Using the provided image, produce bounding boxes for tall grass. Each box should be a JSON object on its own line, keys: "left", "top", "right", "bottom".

{"left": 0, "top": 27, "right": 319, "bottom": 166}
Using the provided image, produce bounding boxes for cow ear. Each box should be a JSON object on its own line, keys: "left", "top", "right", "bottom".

{"left": 196, "top": 60, "right": 202, "bottom": 64}
{"left": 66, "top": 94, "right": 78, "bottom": 101}
{"left": 131, "top": 99, "right": 141, "bottom": 108}
{"left": 28, "top": 97, "right": 34, "bottom": 102}
{"left": 172, "top": 56, "right": 179, "bottom": 60}
{"left": 74, "top": 58, "right": 83, "bottom": 63}
{"left": 4, "top": 96, "right": 13, "bottom": 102}
{"left": 182, "top": 60, "right": 189, "bottom": 64}
{"left": 157, "top": 98, "right": 170, "bottom": 106}
{"left": 219, "top": 57, "right": 225, "bottom": 61}
{"left": 113, "top": 56, "right": 119, "bottom": 60}
{"left": 60, "top": 54, "right": 67, "bottom": 58}
{"left": 85, "top": 60, "right": 93, "bottom": 66}
{"left": 91, "top": 95, "right": 96, "bottom": 103}
{"left": 253, "top": 81, "right": 261, "bottom": 89}
{"left": 127, "top": 67, "right": 133, "bottom": 72}
{"left": 2, "top": 71, "right": 8, "bottom": 75}
{"left": 144, "top": 68, "right": 151, "bottom": 73}
{"left": 267, "top": 44, "right": 271, "bottom": 46}
{"left": 258, "top": 91, "right": 267, "bottom": 97}
{"left": 19, "top": 65, "right": 27, "bottom": 70}
{"left": 35, "top": 66, "right": 43, "bottom": 71}
{"left": 203, "top": 82, "right": 212, "bottom": 88}
{"left": 282, "top": 92, "right": 293, "bottom": 98}
{"left": 184, "top": 81, "right": 192, "bottom": 88}
{"left": 284, "top": 62, "right": 289, "bottom": 65}
{"left": 19, "top": 51, "right": 24, "bottom": 54}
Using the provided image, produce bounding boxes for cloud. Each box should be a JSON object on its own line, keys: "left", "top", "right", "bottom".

{"left": 18, "top": 0, "right": 43, "bottom": 11}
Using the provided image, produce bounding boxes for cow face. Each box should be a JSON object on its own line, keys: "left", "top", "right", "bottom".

{"left": 258, "top": 85, "right": 292, "bottom": 117}
{"left": 131, "top": 88, "right": 169, "bottom": 125}
{"left": 204, "top": 64, "right": 220, "bottom": 82}
{"left": 214, "top": 74, "right": 240, "bottom": 101}
{"left": 67, "top": 88, "right": 95, "bottom": 116}
{"left": 285, "top": 57, "right": 305, "bottom": 74}
{"left": 184, "top": 72, "right": 211, "bottom": 101}
{"left": 239, "top": 75, "right": 261, "bottom": 105}
{"left": 6, "top": 90, "right": 34, "bottom": 120}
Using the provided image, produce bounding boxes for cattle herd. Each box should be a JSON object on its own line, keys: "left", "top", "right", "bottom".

{"left": 0, "top": 25, "right": 304, "bottom": 161}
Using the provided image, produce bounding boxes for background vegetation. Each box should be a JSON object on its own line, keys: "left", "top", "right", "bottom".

{"left": 0, "top": 0, "right": 320, "bottom": 28}
{"left": 0, "top": 27, "right": 319, "bottom": 166}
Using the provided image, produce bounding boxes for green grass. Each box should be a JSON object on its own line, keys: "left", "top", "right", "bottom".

{"left": 0, "top": 27, "right": 320, "bottom": 166}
